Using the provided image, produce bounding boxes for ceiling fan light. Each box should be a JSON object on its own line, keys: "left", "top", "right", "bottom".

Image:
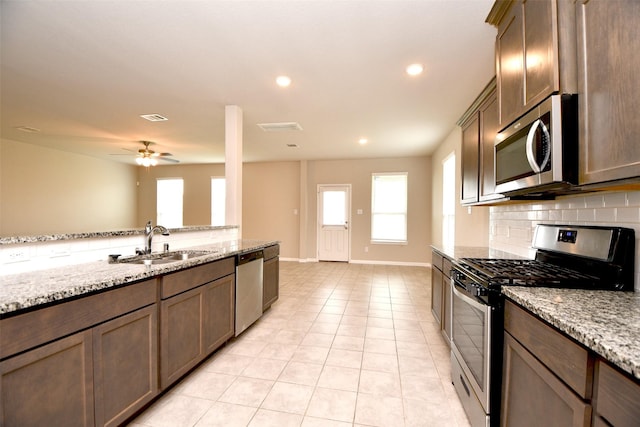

{"left": 135, "top": 157, "right": 144, "bottom": 165}
{"left": 150, "top": 158, "right": 158, "bottom": 166}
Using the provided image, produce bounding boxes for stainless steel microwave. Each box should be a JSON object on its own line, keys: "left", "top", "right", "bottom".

{"left": 494, "top": 94, "right": 579, "bottom": 196}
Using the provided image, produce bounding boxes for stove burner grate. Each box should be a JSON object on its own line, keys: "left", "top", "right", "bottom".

{"left": 460, "top": 258, "right": 601, "bottom": 287}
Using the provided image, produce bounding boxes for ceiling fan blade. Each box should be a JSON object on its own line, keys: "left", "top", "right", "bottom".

{"left": 159, "top": 157, "right": 180, "bottom": 163}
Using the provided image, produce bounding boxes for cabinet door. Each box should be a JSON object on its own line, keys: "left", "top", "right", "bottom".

{"left": 523, "top": 0, "right": 557, "bottom": 108}
{"left": 160, "top": 286, "right": 203, "bottom": 389}
{"left": 594, "top": 360, "right": 640, "bottom": 427}
{"left": 263, "top": 256, "right": 279, "bottom": 311}
{"left": 461, "top": 113, "right": 480, "bottom": 204}
{"left": 577, "top": 0, "right": 640, "bottom": 184}
{"left": 441, "top": 274, "right": 451, "bottom": 343}
{"left": 430, "top": 266, "right": 443, "bottom": 325}
{"left": 479, "top": 90, "right": 500, "bottom": 201}
{"left": 0, "top": 330, "right": 94, "bottom": 427}
{"left": 203, "top": 274, "right": 235, "bottom": 355}
{"left": 501, "top": 333, "right": 591, "bottom": 427}
{"left": 93, "top": 305, "right": 158, "bottom": 427}
{"left": 496, "top": 1, "right": 524, "bottom": 128}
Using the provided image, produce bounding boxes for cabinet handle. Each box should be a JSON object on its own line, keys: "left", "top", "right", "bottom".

{"left": 525, "top": 119, "right": 551, "bottom": 173}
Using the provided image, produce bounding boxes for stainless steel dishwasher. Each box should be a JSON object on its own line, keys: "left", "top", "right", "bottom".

{"left": 235, "top": 250, "right": 264, "bottom": 336}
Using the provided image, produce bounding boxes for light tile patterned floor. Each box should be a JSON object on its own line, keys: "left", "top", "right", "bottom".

{"left": 129, "top": 261, "right": 471, "bottom": 427}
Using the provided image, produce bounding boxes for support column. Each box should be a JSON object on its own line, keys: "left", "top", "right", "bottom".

{"left": 225, "top": 105, "right": 242, "bottom": 237}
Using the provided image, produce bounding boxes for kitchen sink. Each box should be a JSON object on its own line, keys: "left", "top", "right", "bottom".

{"left": 117, "top": 250, "right": 214, "bottom": 265}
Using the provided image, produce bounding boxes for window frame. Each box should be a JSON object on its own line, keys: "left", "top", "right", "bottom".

{"left": 156, "top": 177, "right": 184, "bottom": 228}
{"left": 370, "top": 172, "right": 408, "bottom": 244}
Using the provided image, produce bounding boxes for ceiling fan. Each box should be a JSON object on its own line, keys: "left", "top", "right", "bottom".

{"left": 113, "top": 140, "right": 179, "bottom": 166}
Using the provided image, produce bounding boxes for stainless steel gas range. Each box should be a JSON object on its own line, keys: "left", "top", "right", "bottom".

{"left": 449, "top": 224, "right": 635, "bottom": 427}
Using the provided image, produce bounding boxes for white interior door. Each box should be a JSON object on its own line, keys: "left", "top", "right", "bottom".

{"left": 317, "top": 185, "right": 350, "bottom": 262}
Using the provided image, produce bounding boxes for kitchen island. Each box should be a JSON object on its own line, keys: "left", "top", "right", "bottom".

{"left": 0, "top": 238, "right": 279, "bottom": 427}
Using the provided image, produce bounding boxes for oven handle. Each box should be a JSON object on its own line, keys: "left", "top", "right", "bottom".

{"left": 452, "top": 278, "right": 487, "bottom": 312}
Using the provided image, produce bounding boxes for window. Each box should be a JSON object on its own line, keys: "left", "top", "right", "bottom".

{"left": 443, "top": 153, "right": 456, "bottom": 246}
{"left": 371, "top": 172, "right": 408, "bottom": 243}
{"left": 157, "top": 178, "right": 183, "bottom": 228}
{"left": 211, "top": 177, "right": 226, "bottom": 226}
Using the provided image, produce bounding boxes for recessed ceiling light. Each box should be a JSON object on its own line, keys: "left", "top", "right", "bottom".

{"left": 276, "top": 76, "right": 292, "bottom": 87}
{"left": 406, "top": 64, "right": 424, "bottom": 76}
{"left": 140, "top": 114, "right": 168, "bottom": 122}
{"left": 359, "top": 138, "right": 368, "bottom": 145}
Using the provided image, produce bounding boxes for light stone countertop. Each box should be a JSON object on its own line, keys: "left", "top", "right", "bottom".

{"left": 432, "top": 245, "right": 640, "bottom": 380}
{"left": 0, "top": 239, "right": 277, "bottom": 315}
{"left": 503, "top": 286, "right": 640, "bottom": 380}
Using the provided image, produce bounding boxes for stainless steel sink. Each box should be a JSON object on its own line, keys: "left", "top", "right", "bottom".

{"left": 118, "top": 250, "right": 214, "bottom": 265}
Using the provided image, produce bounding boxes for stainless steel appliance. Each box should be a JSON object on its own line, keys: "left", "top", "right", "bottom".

{"left": 450, "top": 224, "right": 635, "bottom": 427}
{"left": 235, "top": 250, "right": 264, "bottom": 336}
{"left": 494, "top": 94, "right": 578, "bottom": 196}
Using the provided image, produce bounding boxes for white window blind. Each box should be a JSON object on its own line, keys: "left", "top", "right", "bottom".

{"left": 211, "top": 177, "right": 226, "bottom": 226}
{"left": 157, "top": 178, "right": 183, "bottom": 228}
{"left": 371, "top": 172, "right": 408, "bottom": 243}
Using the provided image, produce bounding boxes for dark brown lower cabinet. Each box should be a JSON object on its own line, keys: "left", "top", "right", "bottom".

{"left": 160, "top": 274, "right": 235, "bottom": 389}
{"left": 263, "top": 256, "right": 279, "bottom": 311}
{"left": 501, "top": 332, "right": 592, "bottom": 427}
{"left": 593, "top": 360, "right": 640, "bottom": 427}
{"left": 93, "top": 305, "right": 158, "bottom": 427}
{"left": 430, "top": 264, "right": 443, "bottom": 325}
{"left": 0, "top": 330, "right": 95, "bottom": 427}
{"left": 203, "top": 275, "right": 235, "bottom": 355}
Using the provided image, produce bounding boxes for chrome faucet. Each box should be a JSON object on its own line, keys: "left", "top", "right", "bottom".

{"left": 143, "top": 221, "right": 170, "bottom": 254}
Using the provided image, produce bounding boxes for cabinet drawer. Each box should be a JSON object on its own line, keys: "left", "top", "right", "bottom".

{"left": 161, "top": 257, "right": 234, "bottom": 299}
{"left": 432, "top": 250, "right": 443, "bottom": 272}
{"left": 594, "top": 360, "right": 640, "bottom": 427}
{"left": 504, "top": 301, "right": 593, "bottom": 398}
{"left": 263, "top": 244, "right": 279, "bottom": 261}
{"left": 0, "top": 279, "right": 157, "bottom": 360}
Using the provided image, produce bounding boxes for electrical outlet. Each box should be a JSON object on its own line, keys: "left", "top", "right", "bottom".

{"left": 4, "top": 247, "right": 30, "bottom": 264}
{"left": 364, "top": 246, "right": 369, "bottom": 253}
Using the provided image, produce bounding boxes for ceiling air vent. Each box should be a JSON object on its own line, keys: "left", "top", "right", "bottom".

{"left": 140, "top": 114, "right": 168, "bottom": 122}
{"left": 257, "top": 122, "right": 303, "bottom": 132}
{"left": 287, "top": 144, "right": 299, "bottom": 148}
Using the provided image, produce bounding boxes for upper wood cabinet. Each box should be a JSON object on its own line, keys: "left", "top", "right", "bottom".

{"left": 576, "top": 0, "right": 640, "bottom": 185}
{"left": 487, "top": 0, "right": 577, "bottom": 129}
{"left": 459, "top": 78, "right": 502, "bottom": 205}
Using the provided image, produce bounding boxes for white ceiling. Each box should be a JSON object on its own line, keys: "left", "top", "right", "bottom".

{"left": 1, "top": 0, "right": 496, "bottom": 165}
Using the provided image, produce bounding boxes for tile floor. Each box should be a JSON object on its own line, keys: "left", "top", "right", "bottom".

{"left": 129, "top": 261, "right": 471, "bottom": 427}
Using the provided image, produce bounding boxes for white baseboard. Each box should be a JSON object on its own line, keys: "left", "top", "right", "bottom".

{"left": 279, "top": 257, "right": 430, "bottom": 268}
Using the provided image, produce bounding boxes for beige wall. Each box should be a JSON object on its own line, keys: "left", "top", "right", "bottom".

{"left": 1, "top": 138, "right": 137, "bottom": 235}
{"left": 136, "top": 163, "right": 225, "bottom": 227}
{"left": 305, "top": 157, "right": 432, "bottom": 264}
{"left": 2, "top": 139, "right": 432, "bottom": 264}
{"left": 243, "top": 162, "right": 300, "bottom": 257}
{"left": 431, "top": 127, "right": 490, "bottom": 249}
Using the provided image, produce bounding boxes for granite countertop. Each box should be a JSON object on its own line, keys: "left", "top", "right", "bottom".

{"left": 503, "top": 287, "right": 640, "bottom": 380}
{"left": 431, "top": 245, "right": 640, "bottom": 380}
{"left": 0, "top": 225, "right": 238, "bottom": 245}
{"left": 0, "top": 239, "right": 277, "bottom": 316}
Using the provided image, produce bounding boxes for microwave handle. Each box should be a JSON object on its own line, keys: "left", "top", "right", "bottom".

{"left": 525, "top": 119, "right": 551, "bottom": 173}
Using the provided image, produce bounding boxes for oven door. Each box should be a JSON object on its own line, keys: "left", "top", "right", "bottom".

{"left": 451, "top": 279, "right": 492, "bottom": 413}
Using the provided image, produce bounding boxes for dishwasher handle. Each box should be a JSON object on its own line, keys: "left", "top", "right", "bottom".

{"left": 237, "top": 250, "right": 264, "bottom": 265}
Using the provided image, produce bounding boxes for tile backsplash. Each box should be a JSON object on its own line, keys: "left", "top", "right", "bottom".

{"left": 489, "top": 190, "right": 640, "bottom": 291}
